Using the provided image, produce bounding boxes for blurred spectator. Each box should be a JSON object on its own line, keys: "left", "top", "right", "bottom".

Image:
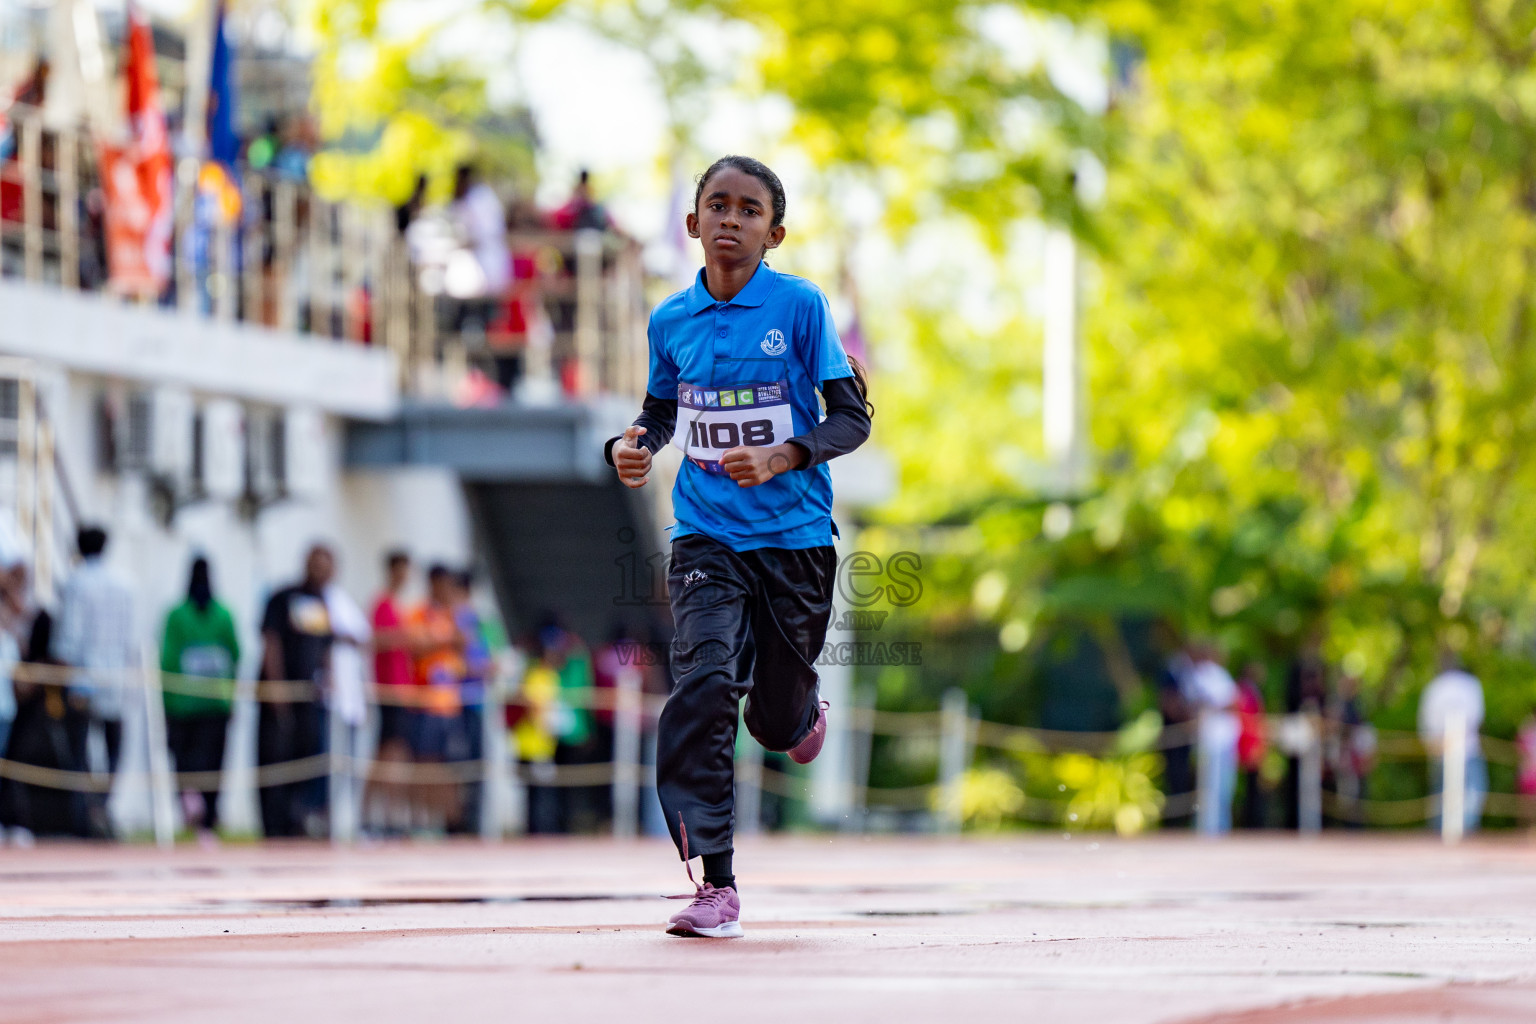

{"left": 513, "top": 629, "right": 564, "bottom": 834}
{"left": 1517, "top": 714, "right": 1536, "bottom": 829}
{"left": 1419, "top": 652, "right": 1486, "bottom": 834}
{"left": 1325, "top": 671, "right": 1376, "bottom": 828}
{"left": 1234, "top": 661, "right": 1268, "bottom": 829}
{"left": 0, "top": 565, "right": 15, "bottom": 765}
{"left": 0, "top": 539, "right": 74, "bottom": 840}
{"left": 1281, "top": 650, "right": 1327, "bottom": 829}
{"left": 593, "top": 623, "right": 658, "bottom": 829}
{"left": 444, "top": 163, "right": 509, "bottom": 339}
{"left": 486, "top": 199, "right": 552, "bottom": 394}
{"left": 549, "top": 169, "right": 616, "bottom": 232}
{"left": 367, "top": 550, "right": 415, "bottom": 833}
{"left": 545, "top": 617, "right": 598, "bottom": 831}
{"left": 271, "top": 115, "right": 317, "bottom": 182}
{"left": 257, "top": 544, "right": 336, "bottom": 838}
{"left": 450, "top": 569, "right": 490, "bottom": 833}
{"left": 246, "top": 116, "right": 282, "bottom": 172}
{"left": 56, "top": 525, "right": 135, "bottom": 838}
{"left": 0, "top": 515, "right": 29, "bottom": 764}
{"left": 1183, "top": 641, "right": 1239, "bottom": 836}
{"left": 407, "top": 564, "right": 467, "bottom": 832}
{"left": 394, "top": 174, "right": 428, "bottom": 237}
{"left": 1156, "top": 635, "right": 1195, "bottom": 829}
{"left": 160, "top": 557, "right": 239, "bottom": 837}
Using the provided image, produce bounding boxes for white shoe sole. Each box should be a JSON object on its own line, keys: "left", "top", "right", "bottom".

{"left": 667, "top": 920, "right": 743, "bottom": 938}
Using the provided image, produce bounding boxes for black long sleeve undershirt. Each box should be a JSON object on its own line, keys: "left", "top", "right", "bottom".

{"left": 603, "top": 376, "right": 872, "bottom": 470}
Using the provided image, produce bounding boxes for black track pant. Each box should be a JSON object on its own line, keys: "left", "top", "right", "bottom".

{"left": 657, "top": 533, "right": 836, "bottom": 859}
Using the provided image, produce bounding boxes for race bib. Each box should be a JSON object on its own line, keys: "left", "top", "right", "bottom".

{"left": 674, "top": 380, "right": 794, "bottom": 474}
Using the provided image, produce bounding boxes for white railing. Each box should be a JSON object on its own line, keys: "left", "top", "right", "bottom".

{"left": 0, "top": 103, "right": 648, "bottom": 402}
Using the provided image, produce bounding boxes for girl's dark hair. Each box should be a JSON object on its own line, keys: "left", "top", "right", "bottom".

{"left": 694, "top": 155, "right": 786, "bottom": 228}
{"left": 187, "top": 557, "right": 213, "bottom": 612}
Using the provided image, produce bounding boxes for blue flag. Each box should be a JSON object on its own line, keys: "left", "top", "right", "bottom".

{"left": 208, "top": 1, "right": 239, "bottom": 167}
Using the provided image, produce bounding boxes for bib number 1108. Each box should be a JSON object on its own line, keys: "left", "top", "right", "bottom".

{"left": 688, "top": 419, "right": 775, "bottom": 448}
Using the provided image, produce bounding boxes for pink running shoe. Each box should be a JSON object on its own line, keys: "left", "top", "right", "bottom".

{"left": 666, "top": 882, "right": 742, "bottom": 938}
{"left": 787, "top": 700, "right": 830, "bottom": 765}
{"left": 665, "top": 818, "right": 743, "bottom": 937}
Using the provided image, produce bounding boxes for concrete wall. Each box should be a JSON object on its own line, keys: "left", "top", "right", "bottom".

{"left": 45, "top": 394, "right": 472, "bottom": 673}
{"left": 0, "top": 283, "right": 450, "bottom": 670}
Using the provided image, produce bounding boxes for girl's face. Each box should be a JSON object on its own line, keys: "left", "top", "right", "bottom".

{"left": 687, "top": 167, "right": 785, "bottom": 264}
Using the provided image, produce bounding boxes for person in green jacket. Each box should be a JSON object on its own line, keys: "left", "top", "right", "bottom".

{"left": 161, "top": 557, "right": 240, "bottom": 834}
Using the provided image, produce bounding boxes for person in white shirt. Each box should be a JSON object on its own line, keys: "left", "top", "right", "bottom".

{"left": 1182, "top": 641, "right": 1240, "bottom": 836}
{"left": 0, "top": 511, "right": 26, "bottom": 762}
{"left": 55, "top": 525, "right": 136, "bottom": 837}
{"left": 1418, "top": 653, "right": 1487, "bottom": 833}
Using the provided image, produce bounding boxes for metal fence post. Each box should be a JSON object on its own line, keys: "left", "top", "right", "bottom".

{"left": 482, "top": 661, "right": 519, "bottom": 839}
{"left": 328, "top": 694, "right": 350, "bottom": 844}
{"left": 143, "top": 661, "right": 176, "bottom": 849}
{"left": 850, "top": 683, "right": 876, "bottom": 831}
{"left": 480, "top": 678, "right": 504, "bottom": 839}
{"left": 1442, "top": 708, "right": 1466, "bottom": 845}
{"left": 938, "top": 688, "right": 969, "bottom": 834}
{"left": 736, "top": 737, "right": 764, "bottom": 838}
{"left": 219, "top": 678, "right": 262, "bottom": 837}
{"left": 611, "top": 666, "right": 642, "bottom": 837}
{"left": 1299, "top": 714, "right": 1323, "bottom": 835}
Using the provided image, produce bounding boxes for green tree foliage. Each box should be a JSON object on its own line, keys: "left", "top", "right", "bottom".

{"left": 1054, "top": 1, "right": 1536, "bottom": 722}
{"left": 303, "top": 0, "right": 535, "bottom": 203}
{"left": 711, "top": 0, "right": 1105, "bottom": 237}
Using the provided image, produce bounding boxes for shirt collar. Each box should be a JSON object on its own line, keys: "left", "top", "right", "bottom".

{"left": 684, "top": 260, "right": 778, "bottom": 315}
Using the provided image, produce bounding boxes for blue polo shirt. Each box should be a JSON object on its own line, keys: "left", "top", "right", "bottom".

{"left": 647, "top": 261, "right": 853, "bottom": 552}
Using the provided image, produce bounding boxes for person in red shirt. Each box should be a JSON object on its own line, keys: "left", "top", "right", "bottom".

{"left": 366, "top": 550, "right": 415, "bottom": 832}
{"left": 1235, "top": 661, "right": 1270, "bottom": 829}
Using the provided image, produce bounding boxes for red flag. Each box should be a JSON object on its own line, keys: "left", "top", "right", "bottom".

{"left": 100, "top": 4, "right": 173, "bottom": 297}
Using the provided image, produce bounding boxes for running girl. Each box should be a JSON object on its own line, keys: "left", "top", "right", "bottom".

{"left": 605, "top": 155, "right": 872, "bottom": 937}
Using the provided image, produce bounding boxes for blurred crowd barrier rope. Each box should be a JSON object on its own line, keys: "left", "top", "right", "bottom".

{"left": 0, "top": 660, "right": 1525, "bottom": 845}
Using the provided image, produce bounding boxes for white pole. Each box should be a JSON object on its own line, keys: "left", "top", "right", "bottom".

{"left": 611, "top": 666, "right": 642, "bottom": 837}
{"left": 1299, "top": 713, "right": 1323, "bottom": 835}
{"left": 218, "top": 679, "right": 262, "bottom": 838}
{"left": 143, "top": 659, "right": 177, "bottom": 849}
{"left": 938, "top": 688, "right": 968, "bottom": 834}
{"left": 327, "top": 694, "right": 350, "bottom": 844}
{"left": 1443, "top": 708, "right": 1467, "bottom": 845}
{"left": 480, "top": 680, "right": 508, "bottom": 839}
{"left": 486, "top": 652, "right": 524, "bottom": 838}
{"left": 1194, "top": 711, "right": 1213, "bottom": 835}
{"left": 851, "top": 683, "right": 875, "bottom": 831}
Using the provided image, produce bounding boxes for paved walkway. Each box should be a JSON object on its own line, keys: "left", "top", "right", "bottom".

{"left": 1, "top": 834, "right": 1533, "bottom": 1023}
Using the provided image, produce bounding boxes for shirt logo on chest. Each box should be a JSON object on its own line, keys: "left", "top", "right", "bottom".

{"left": 760, "top": 328, "right": 787, "bottom": 356}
